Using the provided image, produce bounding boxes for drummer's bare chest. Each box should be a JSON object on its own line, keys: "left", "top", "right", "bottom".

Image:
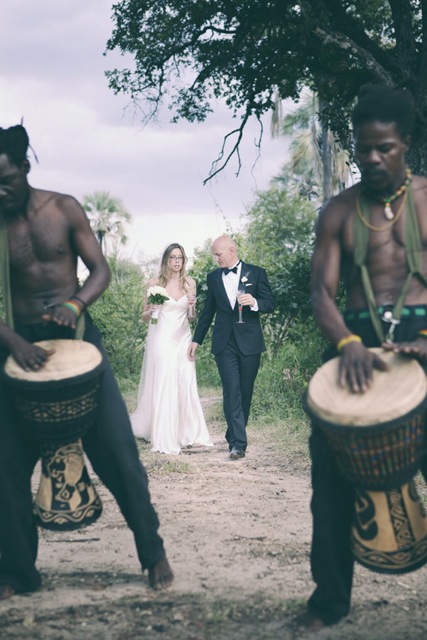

{"left": 343, "top": 205, "right": 427, "bottom": 265}
{"left": 8, "top": 212, "right": 72, "bottom": 270}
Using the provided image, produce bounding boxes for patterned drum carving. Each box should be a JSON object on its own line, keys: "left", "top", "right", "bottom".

{"left": 351, "top": 481, "right": 427, "bottom": 574}
{"left": 33, "top": 440, "right": 103, "bottom": 531}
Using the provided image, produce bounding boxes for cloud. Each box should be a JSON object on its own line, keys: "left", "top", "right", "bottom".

{"left": 0, "top": 0, "right": 287, "bottom": 258}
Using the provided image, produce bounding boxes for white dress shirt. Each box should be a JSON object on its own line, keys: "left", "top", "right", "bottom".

{"left": 222, "top": 261, "right": 241, "bottom": 308}
{"left": 222, "top": 262, "right": 258, "bottom": 311}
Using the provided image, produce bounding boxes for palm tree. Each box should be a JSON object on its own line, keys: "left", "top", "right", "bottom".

{"left": 82, "top": 191, "right": 131, "bottom": 256}
{"left": 271, "top": 89, "right": 354, "bottom": 205}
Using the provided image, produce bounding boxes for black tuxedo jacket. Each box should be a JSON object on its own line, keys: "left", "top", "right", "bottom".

{"left": 192, "top": 262, "right": 275, "bottom": 355}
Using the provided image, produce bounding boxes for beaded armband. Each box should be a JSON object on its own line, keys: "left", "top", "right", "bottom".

{"left": 63, "top": 296, "right": 87, "bottom": 317}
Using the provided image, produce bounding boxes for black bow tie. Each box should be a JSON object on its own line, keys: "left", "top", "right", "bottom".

{"left": 223, "top": 263, "right": 240, "bottom": 275}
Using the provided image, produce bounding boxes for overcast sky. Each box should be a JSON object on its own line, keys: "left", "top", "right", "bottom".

{"left": 0, "top": 0, "right": 287, "bottom": 262}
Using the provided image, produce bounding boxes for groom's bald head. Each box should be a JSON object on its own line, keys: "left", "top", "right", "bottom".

{"left": 212, "top": 235, "right": 238, "bottom": 269}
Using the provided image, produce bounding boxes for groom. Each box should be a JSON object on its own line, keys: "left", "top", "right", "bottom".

{"left": 188, "top": 235, "right": 275, "bottom": 460}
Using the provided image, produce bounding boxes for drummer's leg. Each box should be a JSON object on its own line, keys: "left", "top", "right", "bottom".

{"left": 82, "top": 322, "right": 166, "bottom": 571}
{"left": 0, "top": 379, "right": 41, "bottom": 594}
{"left": 307, "top": 428, "right": 355, "bottom": 625}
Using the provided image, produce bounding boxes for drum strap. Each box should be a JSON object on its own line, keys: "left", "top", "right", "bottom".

{"left": 0, "top": 217, "right": 14, "bottom": 329}
{"left": 354, "top": 185, "right": 427, "bottom": 343}
{"left": 75, "top": 313, "right": 85, "bottom": 340}
{"left": 0, "top": 220, "right": 85, "bottom": 338}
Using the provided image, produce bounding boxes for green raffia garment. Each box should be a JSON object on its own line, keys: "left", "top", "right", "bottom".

{"left": 0, "top": 215, "right": 14, "bottom": 329}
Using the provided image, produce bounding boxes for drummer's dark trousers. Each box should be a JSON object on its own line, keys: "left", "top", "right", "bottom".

{"left": 0, "top": 315, "right": 166, "bottom": 593}
{"left": 308, "top": 307, "right": 427, "bottom": 625}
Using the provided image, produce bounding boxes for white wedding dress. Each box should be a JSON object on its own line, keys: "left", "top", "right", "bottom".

{"left": 131, "top": 295, "right": 213, "bottom": 454}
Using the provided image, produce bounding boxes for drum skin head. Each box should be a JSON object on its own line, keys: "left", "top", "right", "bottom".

{"left": 4, "top": 339, "right": 103, "bottom": 382}
{"left": 307, "top": 348, "right": 427, "bottom": 426}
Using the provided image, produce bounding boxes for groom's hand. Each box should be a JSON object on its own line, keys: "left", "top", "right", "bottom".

{"left": 237, "top": 293, "right": 255, "bottom": 308}
{"left": 188, "top": 342, "right": 199, "bottom": 361}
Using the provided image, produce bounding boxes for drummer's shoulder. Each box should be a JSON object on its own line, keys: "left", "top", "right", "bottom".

{"left": 31, "top": 188, "right": 87, "bottom": 218}
{"left": 316, "top": 185, "right": 359, "bottom": 231}
{"left": 411, "top": 174, "right": 427, "bottom": 196}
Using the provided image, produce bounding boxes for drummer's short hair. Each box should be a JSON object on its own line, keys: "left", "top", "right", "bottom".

{"left": 0, "top": 124, "right": 30, "bottom": 165}
{"left": 351, "top": 85, "right": 422, "bottom": 138}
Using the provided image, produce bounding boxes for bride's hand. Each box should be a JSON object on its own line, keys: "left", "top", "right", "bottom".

{"left": 149, "top": 304, "right": 161, "bottom": 314}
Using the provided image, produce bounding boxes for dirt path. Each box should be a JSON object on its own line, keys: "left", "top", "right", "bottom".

{"left": 1, "top": 398, "right": 427, "bottom": 639}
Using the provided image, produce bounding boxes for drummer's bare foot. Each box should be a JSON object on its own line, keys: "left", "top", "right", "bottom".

{"left": 294, "top": 612, "right": 327, "bottom": 633}
{"left": 0, "top": 585, "right": 16, "bottom": 601}
{"left": 148, "top": 557, "right": 174, "bottom": 590}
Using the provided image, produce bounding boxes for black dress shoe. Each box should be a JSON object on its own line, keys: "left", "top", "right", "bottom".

{"left": 229, "top": 447, "right": 245, "bottom": 460}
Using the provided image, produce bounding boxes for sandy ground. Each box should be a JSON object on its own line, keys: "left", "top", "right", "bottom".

{"left": 1, "top": 398, "right": 427, "bottom": 639}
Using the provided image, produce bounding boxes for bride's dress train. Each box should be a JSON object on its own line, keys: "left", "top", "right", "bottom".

{"left": 131, "top": 295, "right": 212, "bottom": 454}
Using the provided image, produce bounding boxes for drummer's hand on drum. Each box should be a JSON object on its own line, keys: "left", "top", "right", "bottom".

{"left": 382, "top": 338, "right": 427, "bottom": 361}
{"left": 339, "top": 342, "right": 389, "bottom": 393}
{"left": 10, "top": 336, "right": 54, "bottom": 371}
{"left": 41, "top": 304, "right": 79, "bottom": 329}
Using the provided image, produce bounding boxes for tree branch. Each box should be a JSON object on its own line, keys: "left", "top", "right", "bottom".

{"left": 299, "top": 0, "right": 397, "bottom": 82}
{"left": 203, "top": 109, "right": 263, "bottom": 184}
{"left": 388, "top": 0, "right": 417, "bottom": 76}
{"left": 311, "top": 24, "right": 394, "bottom": 85}
{"left": 419, "top": 0, "right": 427, "bottom": 60}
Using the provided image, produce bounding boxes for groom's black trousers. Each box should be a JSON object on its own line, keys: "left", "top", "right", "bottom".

{"left": 215, "top": 332, "right": 260, "bottom": 451}
{"left": 0, "top": 315, "right": 165, "bottom": 593}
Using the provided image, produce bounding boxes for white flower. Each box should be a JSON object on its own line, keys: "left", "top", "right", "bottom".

{"left": 147, "top": 286, "right": 170, "bottom": 324}
{"left": 147, "top": 285, "right": 169, "bottom": 297}
{"left": 241, "top": 276, "right": 248, "bottom": 283}
{"left": 147, "top": 285, "right": 170, "bottom": 309}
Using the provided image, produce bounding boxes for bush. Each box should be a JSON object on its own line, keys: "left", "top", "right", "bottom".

{"left": 251, "top": 317, "right": 326, "bottom": 424}
{"left": 90, "top": 256, "right": 147, "bottom": 381}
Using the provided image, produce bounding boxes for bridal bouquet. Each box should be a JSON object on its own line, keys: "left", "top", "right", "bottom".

{"left": 147, "top": 286, "right": 170, "bottom": 324}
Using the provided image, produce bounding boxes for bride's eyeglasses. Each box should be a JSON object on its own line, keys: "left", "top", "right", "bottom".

{"left": 169, "top": 255, "right": 184, "bottom": 261}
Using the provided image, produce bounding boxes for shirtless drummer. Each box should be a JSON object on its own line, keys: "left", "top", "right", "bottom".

{"left": 300, "top": 85, "right": 427, "bottom": 631}
{"left": 0, "top": 124, "right": 173, "bottom": 600}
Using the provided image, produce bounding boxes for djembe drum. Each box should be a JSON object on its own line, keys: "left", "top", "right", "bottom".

{"left": 3, "top": 339, "right": 105, "bottom": 531}
{"left": 305, "top": 348, "right": 427, "bottom": 574}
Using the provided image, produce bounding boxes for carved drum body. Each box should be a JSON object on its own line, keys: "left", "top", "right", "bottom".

{"left": 3, "top": 339, "right": 105, "bottom": 531}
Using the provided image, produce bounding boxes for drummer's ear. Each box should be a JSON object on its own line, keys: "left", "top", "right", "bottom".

{"left": 21, "top": 159, "right": 31, "bottom": 175}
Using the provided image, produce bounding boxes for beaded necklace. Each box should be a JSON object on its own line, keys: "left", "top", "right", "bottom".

{"left": 356, "top": 189, "right": 408, "bottom": 232}
{"left": 363, "top": 167, "right": 412, "bottom": 220}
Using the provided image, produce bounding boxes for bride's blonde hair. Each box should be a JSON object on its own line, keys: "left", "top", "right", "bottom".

{"left": 158, "top": 243, "right": 190, "bottom": 291}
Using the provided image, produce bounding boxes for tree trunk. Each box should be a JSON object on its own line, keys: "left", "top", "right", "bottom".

{"left": 321, "top": 126, "right": 333, "bottom": 202}
{"left": 319, "top": 98, "right": 333, "bottom": 203}
{"left": 407, "top": 136, "right": 427, "bottom": 177}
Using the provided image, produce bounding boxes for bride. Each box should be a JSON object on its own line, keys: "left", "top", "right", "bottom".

{"left": 131, "top": 243, "right": 213, "bottom": 454}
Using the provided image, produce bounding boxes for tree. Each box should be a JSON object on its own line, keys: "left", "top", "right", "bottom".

{"left": 106, "top": 1, "right": 427, "bottom": 176}
{"left": 272, "top": 90, "right": 353, "bottom": 203}
{"left": 82, "top": 191, "right": 131, "bottom": 255}
{"left": 243, "top": 187, "right": 317, "bottom": 351}
{"left": 90, "top": 255, "right": 147, "bottom": 380}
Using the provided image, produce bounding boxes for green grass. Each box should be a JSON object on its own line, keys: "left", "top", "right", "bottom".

{"left": 248, "top": 413, "right": 311, "bottom": 461}
{"left": 138, "top": 451, "right": 194, "bottom": 476}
